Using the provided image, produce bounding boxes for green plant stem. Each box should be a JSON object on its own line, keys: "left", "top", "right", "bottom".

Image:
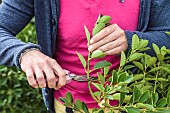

{"left": 88, "top": 81, "right": 99, "bottom": 103}
{"left": 154, "top": 72, "right": 159, "bottom": 93}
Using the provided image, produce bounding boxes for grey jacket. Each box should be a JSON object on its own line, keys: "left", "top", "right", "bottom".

{"left": 0, "top": 0, "right": 170, "bottom": 112}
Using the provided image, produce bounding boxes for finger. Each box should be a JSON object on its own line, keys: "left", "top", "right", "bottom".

{"left": 98, "top": 41, "right": 118, "bottom": 52}
{"left": 49, "top": 59, "right": 66, "bottom": 89}
{"left": 104, "top": 44, "right": 125, "bottom": 55}
{"left": 34, "top": 66, "right": 46, "bottom": 88}
{"left": 90, "top": 24, "right": 118, "bottom": 44}
{"left": 88, "top": 30, "right": 119, "bottom": 52}
{"left": 41, "top": 64, "right": 56, "bottom": 88}
{"left": 26, "top": 67, "right": 38, "bottom": 88}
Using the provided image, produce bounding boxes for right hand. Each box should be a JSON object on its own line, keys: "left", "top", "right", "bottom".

{"left": 20, "top": 50, "right": 66, "bottom": 90}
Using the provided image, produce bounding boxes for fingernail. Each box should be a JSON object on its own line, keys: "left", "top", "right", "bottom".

{"left": 90, "top": 39, "right": 94, "bottom": 44}
{"left": 88, "top": 45, "right": 94, "bottom": 52}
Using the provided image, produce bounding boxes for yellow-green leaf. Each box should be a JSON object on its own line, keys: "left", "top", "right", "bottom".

{"left": 84, "top": 25, "right": 90, "bottom": 45}
{"left": 91, "top": 50, "right": 106, "bottom": 59}
{"left": 94, "top": 61, "right": 112, "bottom": 70}
{"left": 98, "top": 15, "right": 111, "bottom": 24}
{"left": 92, "top": 23, "right": 105, "bottom": 36}
{"left": 152, "top": 43, "right": 160, "bottom": 54}
{"left": 120, "top": 51, "right": 126, "bottom": 67}
{"left": 76, "top": 51, "right": 86, "bottom": 69}
{"left": 132, "top": 34, "right": 139, "bottom": 51}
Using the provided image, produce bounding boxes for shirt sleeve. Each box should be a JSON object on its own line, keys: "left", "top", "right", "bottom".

{"left": 0, "top": 0, "right": 41, "bottom": 69}
{"left": 125, "top": 0, "right": 170, "bottom": 56}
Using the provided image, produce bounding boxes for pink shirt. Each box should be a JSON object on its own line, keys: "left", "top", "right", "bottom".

{"left": 54, "top": 0, "right": 140, "bottom": 108}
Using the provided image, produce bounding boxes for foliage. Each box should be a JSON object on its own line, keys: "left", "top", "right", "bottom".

{"left": 0, "top": 20, "right": 47, "bottom": 113}
{"left": 60, "top": 15, "right": 170, "bottom": 113}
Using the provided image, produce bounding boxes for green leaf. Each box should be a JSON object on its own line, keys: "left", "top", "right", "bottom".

{"left": 75, "top": 99, "right": 82, "bottom": 110}
{"left": 82, "top": 102, "right": 89, "bottom": 113}
{"left": 124, "top": 75, "right": 133, "bottom": 83}
{"left": 93, "top": 91, "right": 101, "bottom": 100}
{"left": 59, "top": 97, "right": 67, "bottom": 103}
{"left": 125, "top": 107, "right": 140, "bottom": 113}
{"left": 129, "top": 53, "right": 144, "bottom": 61}
{"left": 112, "top": 93, "right": 120, "bottom": 100}
{"left": 152, "top": 43, "right": 160, "bottom": 54}
{"left": 157, "top": 78, "right": 168, "bottom": 81}
{"left": 118, "top": 72, "right": 126, "bottom": 83}
{"left": 147, "top": 57, "right": 157, "bottom": 67}
{"left": 92, "top": 23, "right": 105, "bottom": 36}
{"left": 132, "top": 61, "right": 144, "bottom": 71}
{"left": 84, "top": 25, "right": 90, "bottom": 44}
{"left": 161, "top": 46, "right": 167, "bottom": 56}
{"left": 139, "top": 90, "right": 150, "bottom": 103}
{"left": 132, "top": 34, "right": 140, "bottom": 51}
{"left": 157, "top": 98, "right": 167, "bottom": 108}
{"left": 144, "top": 104, "right": 155, "bottom": 111}
{"left": 66, "top": 92, "right": 73, "bottom": 103}
{"left": 98, "top": 15, "right": 111, "bottom": 24}
{"left": 91, "top": 83, "right": 105, "bottom": 91}
{"left": 111, "top": 70, "right": 118, "bottom": 85}
{"left": 138, "top": 39, "right": 148, "bottom": 50}
{"left": 76, "top": 51, "right": 86, "bottom": 69}
{"left": 167, "top": 90, "right": 170, "bottom": 106}
{"left": 124, "top": 65, "right": 135, "bottom": 70}
{"left": 162, "top": 67, "right": 170, "bottom": 74}
{"left": 149, "top": 67, "right": 162, "bottom": 73}
{"left": 104, "top": 66, "right": 110, "bottom": 76}
{"left": 132, "top": 74, "right": 144, "bottom": 82}
{"left": 165, "top": 32, "right": 170, "bottom": 35}
{"left": 98, "top": 72, "right": 105, "bottom": 85}
{"left": 151, "top": 92, "right": 159, "bottom": 107}
{"left": 91, "top": 50, "right": 106, "bottom": 59}
{"left": 120, "top": 92, "right": 125, "bottom": 105}
{"left": 117, "top": 87, "right": 129, "bottom": 93}
{"left": 94, "top": 61, "right": 112, "bottom": 70}
{"left": 120, "top": 51, "right": 126, "bottom": 67}
{"left": 157, "top": 54, "right": 164, "bottom": 62}
{"left": 133, "top": 86, "right": 141, "bottom": 102}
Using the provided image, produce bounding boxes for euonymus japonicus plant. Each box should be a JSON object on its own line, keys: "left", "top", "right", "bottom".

{"left": 59, "top": 15, "right": 170, "bottom": 113}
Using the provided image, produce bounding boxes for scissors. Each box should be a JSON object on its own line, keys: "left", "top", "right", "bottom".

{"left": 65, "top": 70, "right": 98, "bottom": 83}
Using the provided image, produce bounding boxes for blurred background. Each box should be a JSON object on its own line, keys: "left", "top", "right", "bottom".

{"left": 0, "top": 2, "right": 47, "bottom": 111}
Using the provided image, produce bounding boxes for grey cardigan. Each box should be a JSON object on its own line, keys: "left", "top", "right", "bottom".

{"left": 0, "top": 0, "right": 170, "bottom": 112}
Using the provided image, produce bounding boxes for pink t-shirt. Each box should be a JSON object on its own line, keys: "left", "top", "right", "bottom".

{"left": 54, "top": 0, "right": 140, "bottom": 108}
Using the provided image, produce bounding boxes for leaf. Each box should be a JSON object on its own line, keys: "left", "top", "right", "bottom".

{"left": 147, "top": 57, "right": 157, "bottom": 67}
{"left": 162, "top": 67, "right": 170, "bottom": 74}
{"left": 59, "top": 97, "right": 67, "bottom": 103}
{"left": 157, "top": 78, "right": 168, "bottom": 81}
{"left": 94, "top": 61, "right": 112, "bottom": 70}
{"left": 151, "top": 92, "right": 159, "bottom": 107}
{"left": 132, "top": 61, "right": 144, "bottom": 71}
{"left": 82, "top": 102, "right": 89, "bottom": 113}
{"left": 129, "top": 53, "right": 144, "bottom": 61}
{"left": 117, "top": 87, "right": 129, "bottom": 93}
{"left": 98, "top": 72, "right": 105, "bottom": 85}
{"left": 124, "top": 65, "right": 135, "bottom": 70}
{"left": 161, "top": 46, "right": 167, "bottom": 56}
{"left": 76, "top": 51, "right": 86, "bottom": 69}
{"left": 139, "top": 90, "right": 150, "bottom": 103}
{"left": 112, "top": 93, "right": 120, "bottom": 100}
{"left": 66, "top": 92, "right": 73, "bottom": 103}
{"left": 132, "top": 34, "right": 140, "bottom": 51}
{"left": 91, "top": 83, "right": 105, "bottom": 91}
{"left": 120, "top": 51, "right": 126, "bottom": 67}
{"left": 120, "top": 92, "right": 125, "bottom": 105}
{"left": 118, "top": 72, "right": 126, "bottom": 83}
{"left": 91, "top": 50, "right": 106, "bottom": 59}
{"left": 157, "top": 98, "right": 167, "bottom": 108}
{"left": 111, "top": 70, "right": 118, "bottom": 85}
{"left": 132, "top": 74, "right": 144, "bottom": 82}
{"left": 104, "top": 66, "right": 110, "bottom": 76}
{"left": 138, "top": 39, "right": 148, "bottom": 50}
{"left": 125, "top": 107, "right": 140, "bottom": 113}
{"left": 133, "top": 86, "right": 141, "bottom": 102}
{"left": 165, "top": 32, "right": 170, "bottom": 35}
{"left": 75, "top": 99, "right": 82, "bottom": 110}
{"left": 84, "top": 25, "right": 90, "bottom": 44}
{"left": 144, "top": 104, "right": 155, "bottom": 111}
{"left": 157, "top": 54, "right": 164, "bottom": 62}
{"left": 149, "top": 67, "right": 162, "bottom": 73}
{"left": 124, "top": 75, "right": 133, "bottom": 83}
{"left": 167, "top": 90, "right": 170, "bottom": 106}
{"left": 92, "top": 23, "right": 105, "bottom": 36}
{"left": 93, "top": 91, "right": 101, "bottom": 100}
{"left": 98, "top": 15, "right": 111, "bottom": 24}
{"left": 152, "top": 43, "right": 160, "bottom": 54}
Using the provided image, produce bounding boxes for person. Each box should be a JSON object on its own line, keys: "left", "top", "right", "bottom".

{"left": 0, "top": 0, "right": 170, "bottom": 113}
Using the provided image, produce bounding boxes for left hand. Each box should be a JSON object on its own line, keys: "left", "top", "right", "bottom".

{"left": 88, "top": 24, "right": 128, "bottom": 55}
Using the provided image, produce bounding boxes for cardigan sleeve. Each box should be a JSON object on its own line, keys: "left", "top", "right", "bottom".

{"left": 125, "top": 0, "right": 170, "bottom": 56}
{"left": 0, "top": 0, "right": 41, "bottom": 68}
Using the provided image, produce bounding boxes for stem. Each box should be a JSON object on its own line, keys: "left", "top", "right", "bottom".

{"left": 154, "top": 72, "right": 159, "bottom": 93}
{"left": 87, "top": 52, "right": 91, "bottom": 79}
{"left": 88, "top": 81, "right": 99, "bottom": 103}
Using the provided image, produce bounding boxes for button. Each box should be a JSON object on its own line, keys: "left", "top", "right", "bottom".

{"left": 119, "top": 0, "right": 125, "bottom": 3}
{"left": 51, "top": 19, "right": 55, "bottom": 26}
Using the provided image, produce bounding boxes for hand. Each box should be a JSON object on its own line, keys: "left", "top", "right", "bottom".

{"left": 20, "top": 50, "right": 66, "bottom": 90}
{"left": 88, "top": 24, "right": 128, "bottom": 55}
